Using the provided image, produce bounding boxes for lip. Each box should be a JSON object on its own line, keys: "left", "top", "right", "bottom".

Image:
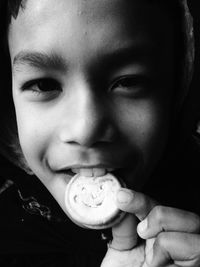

{"left": 47, "top": 146, "right": 135, "bottom": 175}
{"left": 56, "top": 164, "right": 119, "bottom": 171}
{"left": 50, "top": 161, "right": 138, "bottom": 188}
{"left": 52, "top": 163, "right": 122, "bottom": 178}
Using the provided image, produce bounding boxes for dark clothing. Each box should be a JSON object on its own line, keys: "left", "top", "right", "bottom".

{"left": 0, "top": 136, "right": 199, "bottom": 266}
{"left": 0, "top": 158, "right": 108, "bottom": 267}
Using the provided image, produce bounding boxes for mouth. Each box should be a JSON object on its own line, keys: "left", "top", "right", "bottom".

{"left": 53, "top": 160, "right": 138, "bottom": 187}
{"left": 58, "top": 167, "right": 116, "bottom": 177}
{"left": 53, "top": 164, "right": 140, "bottom": 190}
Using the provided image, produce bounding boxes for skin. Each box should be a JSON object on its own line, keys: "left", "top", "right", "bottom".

{"left": 8, "top": 0, "right": 200, "bottom": 266}
{"left": 9, "top": 0, "right": 174, "bottom": 214}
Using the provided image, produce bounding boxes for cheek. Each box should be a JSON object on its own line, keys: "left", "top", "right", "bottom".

{"left": 14, "top": 102, "right": 51, "bottom": 164}
{"left": 117, "top": 99, "right": 170, "bottom": 164}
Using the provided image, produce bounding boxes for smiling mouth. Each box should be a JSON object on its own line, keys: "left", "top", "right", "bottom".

{"left": 53, "top": 159, "right": 137, "bottom": 184}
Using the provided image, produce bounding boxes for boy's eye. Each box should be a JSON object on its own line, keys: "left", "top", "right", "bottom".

{"left": 109, "top": 75, "right": 149, "bottom": 96}
{"left": 21, "top": 78, "right": 62, "bottom": 95}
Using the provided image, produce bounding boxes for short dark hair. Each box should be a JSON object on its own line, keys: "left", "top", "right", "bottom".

{"left": 7, "top": 0, "right": 26, "bottom": 22}
{"left": 0, "top": 0, "right": 31, "bottom": 173}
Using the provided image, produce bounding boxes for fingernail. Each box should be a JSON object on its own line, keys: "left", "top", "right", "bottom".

{"left": 137, "top": 219, "right": 148, "bottom": 233}
{"left": 117, "top": 189, "right": 133, "bottom": 204}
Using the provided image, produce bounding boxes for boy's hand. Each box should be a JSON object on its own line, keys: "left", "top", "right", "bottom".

{"left": 101, "top": 189, "right": 200, "bottom": 267}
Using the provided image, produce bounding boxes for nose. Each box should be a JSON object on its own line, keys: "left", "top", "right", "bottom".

{"left": 59, "top": 85, "right": 116, "bottom": 147}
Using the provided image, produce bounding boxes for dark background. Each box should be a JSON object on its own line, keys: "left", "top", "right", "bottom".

{"left": 186, "top": 0, "right": 200, "bottom": 131}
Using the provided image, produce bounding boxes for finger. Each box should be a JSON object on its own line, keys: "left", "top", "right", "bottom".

{"left": 137, "top": 206, "right": 200, "bottom": 239}
{"left": 116, "top": 188, "right": 157, "bottom": 221}
{"left": 110, "top": 214, "right": 138, "bottom": 250}
{"left": 146, "top": 232, "right": 200, "bottom": 267}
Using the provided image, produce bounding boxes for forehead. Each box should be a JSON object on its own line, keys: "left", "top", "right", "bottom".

{"left": 9, "top": 0, "right": 174, "bottom": 64}
{"left": 10, "top": 0, "right": 173, "bottom": 35}
{"left": 15, "top": 0, "right": 168, "bottom": 21}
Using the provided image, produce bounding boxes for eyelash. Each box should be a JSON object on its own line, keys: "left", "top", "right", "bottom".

{"left": 21, "top": 78, "right": 62, "bottom": 95}
{"left": 20, "top": 75, "right": 148, "bottom": 98}
{"left": 110, "top": 75, "right": 149, "bottom": 95}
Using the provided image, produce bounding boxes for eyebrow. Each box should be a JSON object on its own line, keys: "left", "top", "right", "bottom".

{"left": 13, "top": 43, "right": 156, "bottom": 74}
{"left": 90, "top": 43, "right": 156, "bottom": 78}
{"left": 13, "top": 51, "right": 67, "bottom": 72}
{"left": 103, "top": 43, "right": 156, "bottom": 68}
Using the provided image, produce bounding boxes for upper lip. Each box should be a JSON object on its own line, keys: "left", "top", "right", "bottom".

{"left": 55, "top": 164, "right": 119, "bottom": 172}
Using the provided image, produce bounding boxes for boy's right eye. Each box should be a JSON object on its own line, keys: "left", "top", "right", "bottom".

{"left": 21, "top": 78, "right": 62, "bottom": 96}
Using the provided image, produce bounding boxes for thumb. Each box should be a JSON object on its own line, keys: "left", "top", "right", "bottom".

{"left": 110, "top": 214, "right": 138, "bottom": 251}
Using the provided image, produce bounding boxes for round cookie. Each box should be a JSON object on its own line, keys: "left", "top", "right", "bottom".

{"left": 64, "top": 173, "right": 126, "bottom": 229}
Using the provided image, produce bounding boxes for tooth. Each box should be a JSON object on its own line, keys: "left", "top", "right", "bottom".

{"left": 79, "top": 168, "right": 93, "bottom": 177}
{"left": 93, "top": 168, "right": 106, "bottom": 177}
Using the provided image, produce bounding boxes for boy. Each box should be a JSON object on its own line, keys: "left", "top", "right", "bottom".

{"left": 0, "top": 0, "right": 199, "bottom": 266}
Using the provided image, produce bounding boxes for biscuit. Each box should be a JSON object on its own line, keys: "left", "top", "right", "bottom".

{"left": 64, "top": 173, "right": 126, "bottom": 229}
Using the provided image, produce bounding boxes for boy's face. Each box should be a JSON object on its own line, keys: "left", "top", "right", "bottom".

{"left": 8, "top": 0, "right": 174, "bottom": 211}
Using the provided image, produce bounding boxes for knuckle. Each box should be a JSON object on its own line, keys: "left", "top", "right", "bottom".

{"left": 154, "top": 232, "right": 168, "bottom": 250}
{"left": 151, "top": 205, "right": 165, "bottom": 225}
